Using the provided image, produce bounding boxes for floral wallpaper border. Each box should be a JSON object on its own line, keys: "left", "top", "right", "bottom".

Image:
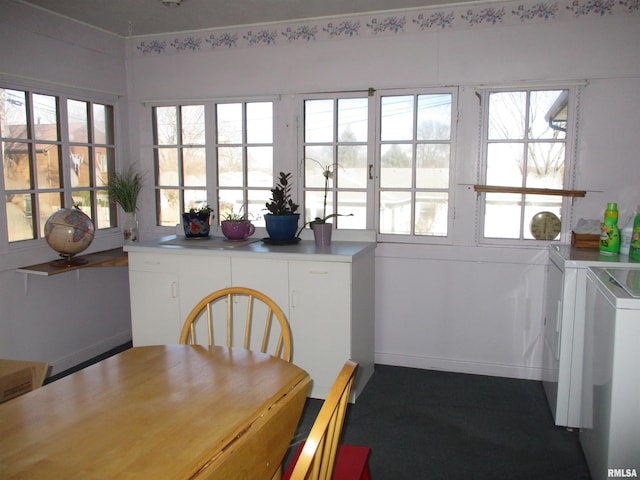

{"left": 133, "top": 0, "right": 639, "bottom": 56}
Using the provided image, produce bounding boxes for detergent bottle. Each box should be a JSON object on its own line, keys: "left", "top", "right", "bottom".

{"left": 599, "top": 202, "right": 620, "bottom": 255}
{"left": 629, "top": 211, "right": 640, "bottom": 261}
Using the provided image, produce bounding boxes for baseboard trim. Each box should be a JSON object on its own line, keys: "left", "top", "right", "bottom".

{"left": 47, "top": 331, "right": 132, "bottom": 377}
{"left": 375, "top": 352, "right": 544, "bottom": 381}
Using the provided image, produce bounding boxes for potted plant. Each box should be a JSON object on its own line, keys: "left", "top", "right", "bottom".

{"left": 107, "top": 165, "right": 143, "bottom": 243}
{"left": 264, "top": 172, "right": 300, "bottom": 243}
{"left": 182, "top": 203, "right": 214, "bottom": 238}
{"left": 220, "top": 206, "right": 255, "bottom": 241}
{"left": 299, "top": 159, "right": 352, "bottom": 246}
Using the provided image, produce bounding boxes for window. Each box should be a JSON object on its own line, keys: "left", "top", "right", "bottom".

{"left": 302, "top": 95, "right": 369, "bottom": 229}
{"left": 152, "top": 101, "right": 274, "bottom": 226}
{"left": 1, "top": 87, "right": 115, "bottom": 243}
{"left": 478, "top": 87, "right": 576, "bottom": 242}
{"left": 377, "top": 90, "right": 455, "bottom": 239}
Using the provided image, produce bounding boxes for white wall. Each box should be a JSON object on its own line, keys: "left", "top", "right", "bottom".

{"left": 1, "top": 0, "right": 639, "bottom": 379}
{"left": 0, "top": 2, "right": 131, "bottom": 374}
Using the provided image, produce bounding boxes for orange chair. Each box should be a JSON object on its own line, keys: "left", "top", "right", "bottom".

{"left": 282, "top": 360, "right": 371, "bottom": 480}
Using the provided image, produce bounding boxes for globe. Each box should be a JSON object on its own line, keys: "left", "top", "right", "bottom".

{"left": 44, "top": 208, "right": 95, "bottom": 265}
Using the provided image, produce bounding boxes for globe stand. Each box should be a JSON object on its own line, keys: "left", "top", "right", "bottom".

{"left": 49, "top": 253, "right": 89, "bottom": 269}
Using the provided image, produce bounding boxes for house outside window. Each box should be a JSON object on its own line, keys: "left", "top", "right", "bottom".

{"left": 1, "top": 87, "right": 116, "bottom": 243}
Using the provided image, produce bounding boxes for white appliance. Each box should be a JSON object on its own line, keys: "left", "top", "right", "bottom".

{"left": 580, "top": 267, "right": 640, "bottom": 479}
{"left": 542, "top": 246, "right": 637, "bottom": 428}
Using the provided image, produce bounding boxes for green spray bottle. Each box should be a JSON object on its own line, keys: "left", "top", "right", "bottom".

{"left": 629, "top": 211, "right": 640, "bottom": 261}
{"left": 599, "top": 202, "right": 620, "bottom": 255}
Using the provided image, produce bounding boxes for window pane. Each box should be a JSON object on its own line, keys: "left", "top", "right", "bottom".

{"left": 38, "top": 191, "right": 64, "bottom": 237}
{"left": 36, "top": 144, "right": 61, "bottom": 189}
{"left": 73, "top": 190, "right": 92, "bottom": 217}
{"left": 484, "top": 192, "right": 522, "bottom": 238}
{"left": 380, "top": 190, "right": 411, "bottom": 234}
{"left": 70, "top": 146, "right": 89, "bottom": 188}
{"left": 416, "top": 144, "right": 449, "bottom": 189}
{"left": 1, "top": 89, "right": 27, "bottom": 138}
{"left": 183, "top": 147, "right": 206, "bottom": 186}
{"left": 381, "top": 96, "right": 413, "bottom": 141}
{"left": 6, "top": 193, "right": 34, "bottom": 241}
{"left": 417, "top": 94, "right": 451, "bottom": 141}
{"left": 247, "top": 146, "right": 272, "bottom": 187}
{"left": 415, "top": 192, "right": 448, "bottom": 236}
{"left": 488, "top": 91, "right": 525, "bottom": 140}
{"left": 486, "top": 143, "right": 524, "bottom": 187}
{"left": 217, "top": 103, "right": 242, "bottom": 144}
{"left": 530, "top": 90, "right": 567, "bottom": 140}
{"left": 184, "top": 189, "right": 207, "bottom": 211}
{"left": 305, "top": 99, "right": 333, "bottom": 142}
{"left": 304, "top": 146, "right": 333, "bottom": 185}
{"left": 4, "top": 143, "right": 31, "bottom": 190}
{"left": 380, "top": 143, "right": 412, "bottom": 188}
{"left": 182, "top": 105, "right": 205, "bottom": 144}
{"left": 33, "top": 94, "right": 58, "bottom": 141}
{"left": 68, "top": 99, "right": 88, "bottom": 143}
{"left": 158, "top": 188, "right": 179, "bottom": 226}
{"left": 338, "top": 191, "right": 366, "bottom": 229}
{"left": 248, "top": 190, "right": 269, "bottom": 227}
{"left": 95, "top": 189, "right": 113, "bottom": 229}
{"left": 247, "top": 102, "right": 273, "bottom": 143}
{"left": 218, "top": 146, "right": 242, "bottom": 187}
{"left": 218, "top": 189, "right": 244, "bottom": 221}
{"left": 526, "top": 142, "right": 564, "bottom": 188}
{"left": 305, "top": 190, "right": 332, "bottom": 223}
{"left": 156, "top": 107, "right": 177, "bottom": 145}
{"left": 157, "top": 148, "right": 179, "bottom": 186}
{"left": 338, "top": 98, "right": 367, "bottom": 142}
{"left": 94, "top": 146, "right": 112, "bottom": 187}
{"left": 92, "top": 104, "right": 113, "bottom": 144}
{"left": 337, "top": 145, "right": 367, "bottom": 188}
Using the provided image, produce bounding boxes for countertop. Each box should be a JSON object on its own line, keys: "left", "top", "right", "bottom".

{"left": 124, "top": 233, "right": 377, "bottom": 262}
{"left": 551, "top": 245, "right": 639, "bottom": 267}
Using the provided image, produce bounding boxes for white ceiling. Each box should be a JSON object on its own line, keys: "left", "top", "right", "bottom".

{"left": 20, "top": 0, "right": 489, "bottom": 37}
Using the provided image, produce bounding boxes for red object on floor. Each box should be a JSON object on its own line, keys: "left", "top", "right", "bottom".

{"left": 283, "top": 441, "right": 372, "bottom": 479}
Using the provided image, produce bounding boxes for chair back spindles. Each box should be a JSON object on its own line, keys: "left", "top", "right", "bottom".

{"left": 179, "top": 287, "right": 292, "bottom": 362}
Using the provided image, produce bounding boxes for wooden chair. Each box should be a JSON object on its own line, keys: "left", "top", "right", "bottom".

{"left": 282, "top": 360, "right": 372, "bottom": 480}
{"left": 179, "top": 286, "right": 292, "bottom": 362}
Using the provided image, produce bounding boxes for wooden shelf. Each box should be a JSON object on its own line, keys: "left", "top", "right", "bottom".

{"left": 17, "top": 248, "right": 128, "bottom": 276}
{"left": 473, "top": 185, "right": 587, "bottom": 197}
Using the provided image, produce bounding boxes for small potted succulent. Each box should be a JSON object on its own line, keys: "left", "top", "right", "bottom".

{"left": 182, "top": 203, "right": 214, "bottom": 238}
{"left": 264, "top": 172, "right": 300, "bottom": 243}
{"left": 220, "top": 206, "right": 255, "bottom": 241}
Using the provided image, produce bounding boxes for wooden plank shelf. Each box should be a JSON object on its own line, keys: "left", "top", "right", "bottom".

{"left": 17, "top": 248, "right": 128, "bottom": 276}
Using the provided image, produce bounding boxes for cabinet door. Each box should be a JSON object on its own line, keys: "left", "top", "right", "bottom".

{"left": 231, "top": 257, "right": 289, "bottom": 311}
{"left": 289, "top": 261, "right": 351, "bottom": 399}
{"left": 129, "top": 270, "right": 180, "bottom": 346}
{"left": 178, "top": 255, "right": 231, "bottom": 320}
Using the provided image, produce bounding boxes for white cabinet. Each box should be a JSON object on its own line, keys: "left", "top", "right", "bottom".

{"left": 126, "top": 238, "right": 376, "bottom": 401}
{"left": 128, "top": 252, "right": 230, "bottom": 346}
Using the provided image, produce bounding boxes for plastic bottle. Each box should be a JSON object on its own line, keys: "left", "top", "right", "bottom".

{"left": 629, "top": 212, "right": 640, "bottom": 261}
{"left": 620, "top": 213, "right": 635, "bottom": 255}
{"left": 599, "top": 202, "right": 620, "bottom": 255}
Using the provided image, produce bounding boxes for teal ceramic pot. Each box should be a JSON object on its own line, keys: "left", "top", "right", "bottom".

{"left": 264, "top": 214, "right": 300, "bottom": 242}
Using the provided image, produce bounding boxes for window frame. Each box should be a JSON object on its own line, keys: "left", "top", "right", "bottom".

{"left": 476, "top": 85, "right": 580, "bottom": 246}
{"left": 374, "top": 86, "right": 458, "bottom": 245}
{"left": 1, "top": 82, "right": 119, "bottom": 248}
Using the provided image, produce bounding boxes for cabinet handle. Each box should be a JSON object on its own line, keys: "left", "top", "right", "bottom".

{"left": 555, "top": 300, "right": 562, "bottom": 333}
{"left": 291, "top": 290, "right": 297, "bottom": 309}
{"left": 308, "top": 269, "right": 329, "bottom": 275}
{"left": 143, "top": 260, "right": 161, "bottom": 265}
{"left": 171, "top": 281, "right": 177, "bottom": 298}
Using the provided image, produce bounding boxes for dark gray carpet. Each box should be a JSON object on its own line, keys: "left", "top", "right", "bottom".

{"left": 285, "top": 364, "right": 591, "bottom": 479}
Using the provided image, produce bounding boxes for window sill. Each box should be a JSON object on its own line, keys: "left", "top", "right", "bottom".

{"left": 16, "top": 248, "right": 128, "bottom": 276}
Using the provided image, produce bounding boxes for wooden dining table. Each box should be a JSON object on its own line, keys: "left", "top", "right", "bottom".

{"left": 0, "top": 345, "right": 310, "bottom": 479}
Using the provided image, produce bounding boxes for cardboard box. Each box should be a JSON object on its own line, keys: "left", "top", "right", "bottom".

{"left": 571, "top": 231, "right": 600, "bottom": 249}
{"left": 0, "top": 359, "right": 48, "bottom": 403}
